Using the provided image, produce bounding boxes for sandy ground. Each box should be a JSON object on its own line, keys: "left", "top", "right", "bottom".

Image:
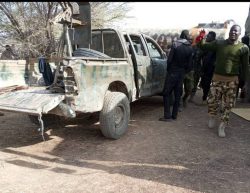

{"left": 0, "top": 90, "right": 250, "bottom": 193}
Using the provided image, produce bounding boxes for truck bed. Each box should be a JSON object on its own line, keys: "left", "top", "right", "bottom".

{"left": 0, "top": 87, "right": 65, "bottom": 115}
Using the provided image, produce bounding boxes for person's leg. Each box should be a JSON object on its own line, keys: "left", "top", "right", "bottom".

{"left": 178, "top": 84, "right": 184, "bottom": 112}
{"left": 182, "top": 76, "right": 188, "bottom": 107}
{"left": 163, "top": 90, "right": 173, "bottom": 119}
{"left": 202, "top": 76, "right": 212, "bottom": 101}
{"left": 183, "top": 71, "right": 194, "bottom": 107}
{"left": 239, "top": 79, "right": 246, "bottom": 102}
{"left": 189, "top": 70, "right": 200, "bottom": 102}
{"left": 172, "top": 74, "right": 184, "bottom": 119}
{"left": 207, "top": 81, "right": 222, "bottom": 129}
{"left": 218, "top": 80, "right": 238, "bottom": 137}
{"left": 236, "top": 84, "right": 240, "bottom": 99}
{"left": 160, "top": 74, "right": 175, "bottom": 121}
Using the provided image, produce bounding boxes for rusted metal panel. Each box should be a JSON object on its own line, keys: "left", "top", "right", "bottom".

{"left": 0, "top": 60, "right": 27, "bottom": 87}
{"left": 65, "top": 58, "right": 135, "bottom": 113}
{"left": 0, "top": 87, "right": 64, "bottom": 115}
{"left": 0, "top": 57, "right": 135, "bottom": 115}
{"left": 0, "top": 85, "right": 28, "bottom": 95}
{"left": 0, "top": 59, "right": 58, "bottom": 87}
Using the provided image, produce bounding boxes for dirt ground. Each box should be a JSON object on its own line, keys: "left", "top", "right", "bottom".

{"left": 0, "top": 90, "right": 250, "bottom": 193}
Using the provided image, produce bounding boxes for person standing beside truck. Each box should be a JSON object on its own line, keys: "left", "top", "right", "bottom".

{"left": 198, "top": 31, "right": 217, "bottom": 105}
{"left": 187, "top": 41, "right": 203, "bottom": 104}
{"left": 196, "top": 25, "right": 249, "bottom": 137}
{"left": 159, "top": 30, "right": 193, "bottom": 121}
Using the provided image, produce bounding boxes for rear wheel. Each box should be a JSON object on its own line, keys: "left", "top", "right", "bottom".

{"left": 100, "top": 91, "right": 130, "bottom": 139}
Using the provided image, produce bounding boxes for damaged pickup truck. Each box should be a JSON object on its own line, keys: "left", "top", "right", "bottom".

{"left": 0, "top": 2, "right": 167, "bottom": 139}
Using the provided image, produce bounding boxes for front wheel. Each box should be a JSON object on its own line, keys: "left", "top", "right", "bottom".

{"left": 100, "top": 91, "right": 130, "bottom": 139}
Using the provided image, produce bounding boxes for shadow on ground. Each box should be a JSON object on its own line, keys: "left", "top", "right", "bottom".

{"left": 1, "top": 94, "right": 250, "bottom": 193}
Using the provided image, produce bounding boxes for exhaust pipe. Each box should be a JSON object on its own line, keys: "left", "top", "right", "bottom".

{"left": 58, "top": 102, "right": 76, "bottom": 118}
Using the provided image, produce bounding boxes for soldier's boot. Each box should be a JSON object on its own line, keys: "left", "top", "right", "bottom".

{"left": 218, "top": 122, "right": 226, "bottom": 138}
{"left": 208, "top": 115, "right": 216, "bottom": 129}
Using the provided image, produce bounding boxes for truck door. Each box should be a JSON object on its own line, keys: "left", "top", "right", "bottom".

{"left": 127, "top": 34, "right": 152, "bottom": 97}
{"left": 143, "top": 36, "right": 167, "bottom": 94}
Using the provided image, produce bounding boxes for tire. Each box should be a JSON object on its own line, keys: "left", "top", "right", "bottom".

{"left": 28, "top": 114, "right": 64, "bottom": 128}
{"left": 72, "top": 48, "right": 111, "bottom": 58}
{"left": 100, "top": 91, "right": 130, "bottom": 139}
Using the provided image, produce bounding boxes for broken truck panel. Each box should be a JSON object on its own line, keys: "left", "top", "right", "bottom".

{"left": 0, "top": 28, "right": 167, "bottom": 130}
{"left": 55, "top": 57, "right": 134, "bottom": 113}
{"left": 0, "top": 87, "right": 65, "bottom": 115}
{"left": 0, "top": 60, "right": 28, "bottom": 87}
{"left": 0, "top": 59, "right": 58, "bottom": 88}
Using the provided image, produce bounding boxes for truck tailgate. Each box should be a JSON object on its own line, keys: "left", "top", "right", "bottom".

{"left": 0, "top": 88, "right": 65, "bottom": 115}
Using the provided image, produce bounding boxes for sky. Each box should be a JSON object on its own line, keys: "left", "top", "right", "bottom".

{"left": 117, "top": 2, "right": 250, "bottom": 36}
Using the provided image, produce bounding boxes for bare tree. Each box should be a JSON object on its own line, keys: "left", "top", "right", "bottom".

{"left": 0, "top": 2, "right": 132, "bottom": 59}
{"left": 90, "top": 2, "right": 132, "bottom": 28}
{"left": 0, "top": 2, "right": 61, "bottom": 58}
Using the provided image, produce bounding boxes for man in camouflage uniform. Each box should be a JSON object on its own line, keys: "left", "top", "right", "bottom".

{"left": 197, "top": 25, "right": 249, "bottom": 137}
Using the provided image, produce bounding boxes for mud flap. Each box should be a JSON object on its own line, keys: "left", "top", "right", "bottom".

{"left": 38, "top": 113, "right": 45, "bottom": 141}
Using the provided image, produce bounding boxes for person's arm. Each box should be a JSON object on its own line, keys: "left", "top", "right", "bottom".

{"left": 240, "top": 45, "right": 249, "bottom": 83}
{"left": 195, "top": 30, "right": 217, "bottom": 52}
{"left": 197, "top": 39, "right": 217, "bottom": 52}
{"left": 167, "top": 44, "right": 175, "bottom": 72}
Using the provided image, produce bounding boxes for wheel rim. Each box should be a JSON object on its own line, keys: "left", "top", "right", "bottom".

{"left": 114, "top": 105, "right": 125, "bottom": 130}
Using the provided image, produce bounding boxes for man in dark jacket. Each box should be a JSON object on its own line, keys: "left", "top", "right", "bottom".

{"left": 159, "top": 30, "right": 193, "bottom": 121}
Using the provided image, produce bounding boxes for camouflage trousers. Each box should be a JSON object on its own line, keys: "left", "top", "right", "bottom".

{"left": 182, "top": 71, "right": 194, "bottom": 102}
{"left": 207, "top": 80, "right": 238, "bottom": 123}
{"left": 183, "top": 70, "right": 194, "bottom": 94}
